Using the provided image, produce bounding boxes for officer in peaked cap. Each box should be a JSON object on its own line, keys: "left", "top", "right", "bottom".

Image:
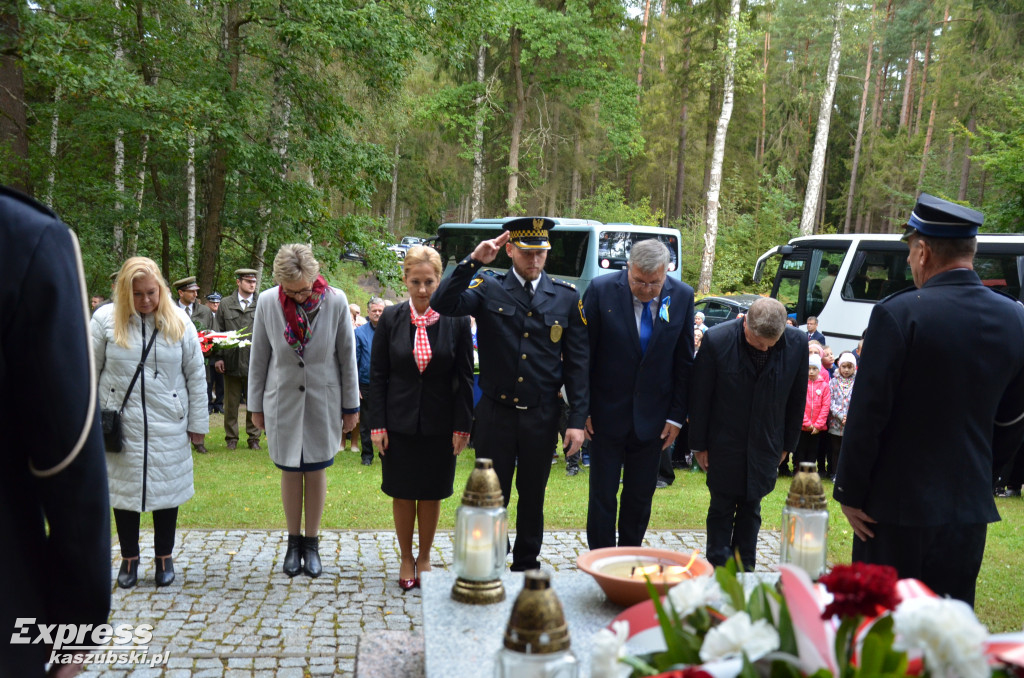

{"left": 206, "top": 291, "right": 223, "bottom": 304}
{"left": 431, "top": 216, "right": 590, "bottom": 571}
{"left": 173, "top": 275, "right": 215, "bottom": 331}
{"left": 835, "top": 193, "right": 1024, "bottom": 606}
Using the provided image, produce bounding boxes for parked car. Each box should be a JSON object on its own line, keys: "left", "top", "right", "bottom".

{"left": 387, "top": 244, "right": 407, "bottom": 259}
{"left": 341, "top": 243, "right": 366, "bottom": 263}
{"left": 399, "top": 236, "right": 424, "bottom": 249}
{"left": 694, "top": 294, "right": 761, "bottom": 327}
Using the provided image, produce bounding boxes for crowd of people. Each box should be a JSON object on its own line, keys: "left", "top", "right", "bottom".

{"left": 5, "top": 185, "right": 1024, "bottom": 675}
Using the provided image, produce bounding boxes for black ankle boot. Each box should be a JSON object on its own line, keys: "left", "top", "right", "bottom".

{"left": 154, "top": 555, "right": 175, "bottom": 587}
{"left": 117, "top": 557, "right": 139, "bottom": 589}
{"left": 283, "top": 534, "right": 302, "bottom": 577}
{"left": 302, "top": 535, "right": 322, "bottom": 578}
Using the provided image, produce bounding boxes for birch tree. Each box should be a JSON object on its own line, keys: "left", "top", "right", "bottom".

{"left": 697, "top": 0, "right": 740, "bottom": 295}
{"left": 798, "top": 1, "right": 843, "bottom": 237}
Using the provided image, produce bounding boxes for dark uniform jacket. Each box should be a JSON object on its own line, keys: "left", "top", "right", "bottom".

{"left": 431, "top": 256, "right": 589, "bottom": 428}
{"left": 688, "top": 321, "right": 807, "bottom": 499}
{"left": 834, "top": 269, "right": 1024, "bottom": 526}
{"left": 367, "top": 301, "right": 474, "bottom": 437}
{"left": 0, "top": 186, "right": 111, "bottom": 676}
{"left": 214, "top": 290, "right": 256, "bottom": 377}
{"left": 583, "top": 270, "right": 695, "bottom": 441}
{"left": 184, "top": 301, "right": 215, "bottom": 332}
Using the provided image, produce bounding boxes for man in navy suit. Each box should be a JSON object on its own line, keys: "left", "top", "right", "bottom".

{"left": 583, "top": 239, "right": 695, "bottom": 548}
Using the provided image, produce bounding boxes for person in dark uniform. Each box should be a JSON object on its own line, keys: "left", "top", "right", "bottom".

{"left": 205, "top": 292, "right": 225, "bottom": 414}
{"left": 214, "top": 268, "right": 260, "bottom": 450}
{"left": 174, "top": 276, "right": 215, "bottom": 331}
{"left": 583, "top": 239, "right": 695, "bottom": 549}
{"left": 431, "top": 218, "right": 589, "bottom": 571}
{"left": 688, "top": 298, "right": 807, "bottom": 569}
{"left": 1, "top": 185, "right": 111, "bottom": 676}
{"left": 834, "top": 194, "right": 1024, "bottom": 606}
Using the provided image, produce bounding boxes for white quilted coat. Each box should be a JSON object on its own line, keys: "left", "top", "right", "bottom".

{"left": 92, "top": 304, "right": 209, "bottom": 512}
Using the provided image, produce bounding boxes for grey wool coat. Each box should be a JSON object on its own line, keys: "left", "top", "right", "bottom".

{"left": 247, "top": 286, "right": 360, "bottom": 468}
{"left": 92, "top": 304, "right": 209, "bottom": 512}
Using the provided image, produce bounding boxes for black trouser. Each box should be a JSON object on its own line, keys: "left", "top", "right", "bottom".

{"left": 112, "top": 507, "right": 179, "bottom": 558}
{"left": 852, "top": 522, "right": 987, "bottom": 607}
{"left": 658, "top": 443, "right": 675, "bottom": 484}
{"left": 706, "top": 490, "right": 761, "bottom": 570}
{"left": 359, "top": 389, "right": 374, "bottom": 462}
{"left": 826, "top": 433, "right": 843, "bottom": 478}
{"left": 587, "top": 431, "right": 662, "bottom": 549}
{"left": 474, "top": 395, "right": 560, "bottom": 571}
{"left": 207, "top": 364, "right": 224, "bottom": 409}
{"left": 793, "top": 430, "right": 821, "bottom": 473}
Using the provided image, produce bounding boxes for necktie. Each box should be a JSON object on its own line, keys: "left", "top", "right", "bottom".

{"left": 524, "top": 279, "right": 534, "bottom": 298}
{"left": 640, "top": 301, "right": 653, "bottom": 353}
{"left": 240, "top": 298, "right": 248, "bottom": 310}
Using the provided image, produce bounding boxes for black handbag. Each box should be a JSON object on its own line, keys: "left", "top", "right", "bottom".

{"left": 102, "top": 327, "right": 159, "bottom": 453}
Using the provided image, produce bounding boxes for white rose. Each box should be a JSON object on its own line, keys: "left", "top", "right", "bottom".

{"left": 667, "top": 576, "right": 723, "bottom": 618}
{"left": 893, "top": 597, "right": 989, "bottom": 678}
{"left": 591, "top": 620, "right": 629, "bottom": 678}
{"left": 699, "top": 612, "right": 780, "bottom": 663}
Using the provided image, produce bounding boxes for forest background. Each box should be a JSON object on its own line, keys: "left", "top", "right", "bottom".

{"left": 1, "top": 0, "right": 1022, "bottom": 298}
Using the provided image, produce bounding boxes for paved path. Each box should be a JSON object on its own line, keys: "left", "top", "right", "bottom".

{"left": 82, "top": 529, "right": 781, "bottom": 677}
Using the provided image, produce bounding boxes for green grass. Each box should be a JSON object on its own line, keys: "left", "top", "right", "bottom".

{"left": 136, "top": 411, "right": 1024, "bottom": 632}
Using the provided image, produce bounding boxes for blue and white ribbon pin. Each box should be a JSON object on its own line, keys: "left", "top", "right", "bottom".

{"left": 659, "top": 296, "right": 671, "bottom": 322}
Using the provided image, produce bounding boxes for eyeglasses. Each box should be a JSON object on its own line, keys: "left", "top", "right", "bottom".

{"left": 628, "top": 275, "right": 665, "bottom": 290}
{"left": 282, "top": 286, "right": 313, "bottom": 298}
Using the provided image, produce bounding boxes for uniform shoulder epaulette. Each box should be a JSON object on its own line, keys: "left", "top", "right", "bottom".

{"left": 878, "top": 285, "right": 916, "bottom": 304}
{"left": 551, "top": 278, "right": 577, "bottom": 291}
{"left": 481, "top": 269, "right": 501, "bottom": 278}
{"left": 0, "top": 185, "right": 57, "bottom": 219}
{"left": 468, "top": 268, "right": 501, "bottom": 289}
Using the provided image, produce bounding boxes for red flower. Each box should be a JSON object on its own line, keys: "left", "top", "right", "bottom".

{"left": 819, "top": 563, "right": 899, "bottom": 619}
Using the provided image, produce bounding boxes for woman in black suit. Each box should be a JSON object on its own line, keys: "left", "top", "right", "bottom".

{"left": 369, "top": 246, "right": 474, "bottom": 590}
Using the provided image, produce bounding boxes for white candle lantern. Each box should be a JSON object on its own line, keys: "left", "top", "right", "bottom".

{"left": 780, "top": 462, "right": 829, "bottom": 579}
{"left": 494, "top": 570, "right": 578, "bottom": 678}
{"left": 451, "top": 458, "right": 508, "bottom": 604}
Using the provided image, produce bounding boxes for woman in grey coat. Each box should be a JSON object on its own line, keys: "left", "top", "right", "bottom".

{"left": 249, "top": 244, "right": 360, "bottom": 577}
{"left": 93, "top": 256, "right": 209, "bottom": 589}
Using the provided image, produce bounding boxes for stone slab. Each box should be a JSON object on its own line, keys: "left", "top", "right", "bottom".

{"left": 355, "top": 630, "right": 425, "bottom": 678}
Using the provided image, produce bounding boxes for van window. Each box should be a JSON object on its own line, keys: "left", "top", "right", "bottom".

{"left": 841, "top": 249, "right": 914, "bottom": 302}
{"left": 438, "top": 227, "right": 591, "bottom": 279}
{"left": 807, "top": 249, "right": 847, "bottom": 316}
{"left": 597, "top": 231, "right": 679, "bottom": 272}
{"left": 975, "top": 254, "right": 1023, "bottom": 301}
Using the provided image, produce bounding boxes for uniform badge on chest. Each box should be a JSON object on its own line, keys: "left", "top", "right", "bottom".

{"left": 550, "top": 322, "right": 563, "bottom": 343}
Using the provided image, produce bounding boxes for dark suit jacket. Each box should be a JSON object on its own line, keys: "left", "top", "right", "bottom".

{"left": 689, "top": 322, "right": 807, "bottom": 499}
{"left": 367, "top": 301, "right": 474, "bottom": 437}
{"left": 583, "top": 271, "right": 695, "bottom": 441}
{"left": 834, "top": 269, "right": 1024, "bottom": 526}
{"left": 0, "top": 186, "right": 111, "bottom": 677}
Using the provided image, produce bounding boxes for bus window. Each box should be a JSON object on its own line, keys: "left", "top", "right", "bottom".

{"left": 974, "top": 254, "right": 1023, "bottom": 301}
{"left": 841, "top": 250, "right": 914, "bottom": 302}
{"left": 438, "top": 227, "right": 591, "bottom": 279}
{"left": 598, "top": 231, "right": 679, "bottom": 272}
{"left": 806, "top": 249, "right": 847, "bottom": 317}
{"left": 776, "top": 276, "right": 801, "bottom": 316}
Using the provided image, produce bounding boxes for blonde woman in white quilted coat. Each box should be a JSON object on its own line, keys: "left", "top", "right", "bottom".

{"left": 92, "top": 257, "right": 208, "bottom": 589}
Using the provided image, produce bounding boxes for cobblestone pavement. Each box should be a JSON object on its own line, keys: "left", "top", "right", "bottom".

{"left": 82, "top": 529, "right": 780, "bottom": 677}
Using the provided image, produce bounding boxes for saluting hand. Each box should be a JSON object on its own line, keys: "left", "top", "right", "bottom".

{"left": 471, "top": 231, "right": 510, "bottom": 264}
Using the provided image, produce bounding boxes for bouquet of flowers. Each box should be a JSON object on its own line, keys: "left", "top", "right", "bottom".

{"left": 592, "top": 560, "right": 1024, "bottom": 678}
{"left": 197, "top": 329, "right": 251, "bottom": 355}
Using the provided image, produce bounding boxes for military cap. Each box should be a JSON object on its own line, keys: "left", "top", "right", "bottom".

{"left": 206, "top": 292, "right": 223, "bottom": 302}
{"left": 902, "top": 193, "right": 984, "bottom": 241}
{"left": 503, "top": 216, "right": 555, "bottom": 250}
{"left": 173, "top": 276, "right": 200, "bottom": 291}
{"left": 235, "top": 268, "right": 259, "bottom": 280}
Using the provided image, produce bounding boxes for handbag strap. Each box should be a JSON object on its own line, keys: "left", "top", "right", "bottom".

{"left": 119, "top": 325, "right": 159, "bottom": 413}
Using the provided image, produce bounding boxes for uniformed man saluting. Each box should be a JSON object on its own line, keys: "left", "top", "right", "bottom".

{"left": 432, "top": 217, "right": 589, "bottom": 571}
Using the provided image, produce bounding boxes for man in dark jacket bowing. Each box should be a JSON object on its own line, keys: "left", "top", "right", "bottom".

{"left": 689, "top": 297, "right": 806, "bottom": 569}
{"left": 583, "top": 238, "right": 695, "bottom": 548}
{"left": 834, "top": 194, "right": 1024, "bottom": 606}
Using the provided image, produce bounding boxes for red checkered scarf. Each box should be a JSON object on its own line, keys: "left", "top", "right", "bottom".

{"left": 410, "top": 304, "right": 440, "bottom": 373}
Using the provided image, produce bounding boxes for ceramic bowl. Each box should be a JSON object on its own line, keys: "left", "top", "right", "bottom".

{"left": 577, "top": 546, "right": 714, "bottom": 607}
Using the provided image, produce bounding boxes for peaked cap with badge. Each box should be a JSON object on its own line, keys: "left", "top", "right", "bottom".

{"left": 504, "top": 216, "right": 556, "bottom": 250}
{"left": 173, "top": 276, "right": 200, "bottom": 291}
{"left": 902, "top": 193, "right": 984, "bottom": 241}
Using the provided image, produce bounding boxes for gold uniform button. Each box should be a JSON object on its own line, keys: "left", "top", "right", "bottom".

{"left": 500, "top": 395, "right": 507, "bottom": 400}
{"left": 498, "top": 307, "right": 503, "bottom": 312}
{"left": 513, "top": 397, "right": 519, "bottom": 403}
{"left": 518, "top": 377, "right": 524, "bottom": 383}
{"left": 527, "top": 311, "right": 533, "bottom": 317}
{"left": 523, "top": 332, "right": 529, "bottom": 338}
{"left": 521, "top": 354, "right": 527, "bottom": 360}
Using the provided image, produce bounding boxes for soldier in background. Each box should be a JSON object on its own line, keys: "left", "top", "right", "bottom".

{"left": 214, "top": 269, "right": 260, "bottom": 450}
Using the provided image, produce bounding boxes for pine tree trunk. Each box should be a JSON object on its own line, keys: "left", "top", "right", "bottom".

{"left": 127, "top": 134, "right": 149, "bottom": 257}
{"left": 844, "top": 38, "right": 873, "bottom": 233}
{"left": 636, "top": 0, "right": 652, "bottom": 100}
{"left": 507, "top": 26, "right": 525, "bottom": 213}
{"left": 799, "top": 1, "right": 842, "bottom": 237}
{"left": 958, "top": 115, "right": 975, "bottom": 201}
{"left": 45, "top": 83, "right": 61, "bottom": 207}
{"left": 388, "top": 141, "right": 400, "bottom": 231}
{"left": 671, "top": 3, "right": 693, "bottom": 222}
{"left": 758, "top": 19, "right": 771, "bottom": 164}
{"left": 570, "top": 131, "right": 582, "bottom": 214}
{"left": 471, "top": 42, "right": 486, "bottom": 220}
{"left": 917, "top": 4, "right": 949, "bottom": 196}
{"left": 0, "top": 7, "right": 30, "bottom": 194}
{"left": 898, "top": 39, "right": 916, "bottom": 131}
{"left": 697, "top": 0, "right": 740, "bottom": 295}
{"left": 913, "top": 33, "right": 932, "bottom": 136}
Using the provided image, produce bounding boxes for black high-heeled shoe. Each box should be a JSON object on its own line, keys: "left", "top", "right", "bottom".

{"left": 302, "top": 535, "right": 322, "bottom": 578}
{"left": 117, "top": 556, "right": 139, "bottom": 589}
{"left": 283, "top": 534, "right": 302, "bottom": 577}
{"left": 154, "top": 555, "right": 175, "bottom": 587}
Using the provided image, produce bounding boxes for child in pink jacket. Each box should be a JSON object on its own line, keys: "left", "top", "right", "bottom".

{"left": 792, "top": 353, "right": 829, "bottom": 474}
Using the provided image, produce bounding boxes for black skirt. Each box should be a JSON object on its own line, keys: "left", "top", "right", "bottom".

{"left": 380, "top": 432, "right": 457, "bottom": 500}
